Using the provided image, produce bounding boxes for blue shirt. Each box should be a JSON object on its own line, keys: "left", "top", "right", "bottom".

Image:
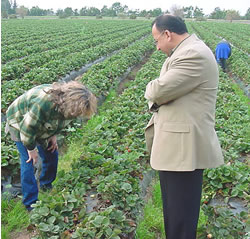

{"left": 215, "top": 41, "right": 231, "bottom": 61}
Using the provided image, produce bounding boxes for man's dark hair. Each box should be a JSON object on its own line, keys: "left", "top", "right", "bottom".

{"left": 152, "top": 15, "right": 188, "bottom": 34}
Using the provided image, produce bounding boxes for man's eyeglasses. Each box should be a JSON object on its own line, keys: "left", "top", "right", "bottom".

{"left": 154, "top": 31, "right": 165, "bottom": 45}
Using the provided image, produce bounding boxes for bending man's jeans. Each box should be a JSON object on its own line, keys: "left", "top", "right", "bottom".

{"left": 15, "top": 141, "right": 58, "bottom": 209}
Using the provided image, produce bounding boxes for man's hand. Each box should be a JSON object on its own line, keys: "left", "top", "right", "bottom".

{"left": 47, "top": 135, "right": 58, "bottom": 153}
{"left": 27, "top": 148, "right": 39, "bottom": 164}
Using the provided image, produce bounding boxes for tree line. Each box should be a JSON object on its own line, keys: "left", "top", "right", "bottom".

{"left": 1, "top": 0, "right": 250, "bottom": 20}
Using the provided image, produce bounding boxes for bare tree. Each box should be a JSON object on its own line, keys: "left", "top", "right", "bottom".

{"left": 170, "top": 4, "right": 184, "bottom": 18}
{"left": 226, "top": 10, "right": 240, "bottom": 22}
{"left": 16, "top": 5, "right": 28, "bottom": 18}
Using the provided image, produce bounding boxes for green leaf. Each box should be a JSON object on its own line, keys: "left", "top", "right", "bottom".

{"left": 47, "top": 216, "right": 56, "bottom": 224}
{"left": 78, "top": 207, "right": 86, "bottom": 220}
{"left": 67, "top": 197, "right": 77, "bottom": 203}
{"left": 102, "top": 217, "right": 110, "bottom": 227}
{"left": 38, "top": 222, "right": 50, "bottom": 232}
{"left": 92, "top": 215, "right": 105, "bottom": 227}
{"left": 52, "top": 225, "right": 60, "bottom": 233}
{"left": 224, "top": 197, "right": 229, "bottom": 204}
{"left": 39, "top": 207, "right": 50, "bottom": 216}
{"left": 105, "top": 227, "right": 112, "bottom": 236}
{"left": 231, "top": 188, "right": 239, "bottom": 197}
{"left": 113, "top": 228, "right": 122, "bottom": 234}
{"left": 121, "top": 182, "right": 132, "bottom": 193}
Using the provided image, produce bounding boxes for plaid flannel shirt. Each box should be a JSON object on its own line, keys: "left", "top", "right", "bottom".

{"left": 6, "top": 84, "right": 72, "bottom": 150}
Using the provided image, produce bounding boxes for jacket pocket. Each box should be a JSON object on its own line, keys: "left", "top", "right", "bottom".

{"left": 162, "top": 123, "right": 190, "bottom": 133}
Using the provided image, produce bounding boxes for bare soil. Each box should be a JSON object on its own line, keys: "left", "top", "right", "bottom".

{"left": 117, "top": 50, "right": 154, "bottom": 95}
{"left": 9, "top": 227, "right": 38, "bottom": 239}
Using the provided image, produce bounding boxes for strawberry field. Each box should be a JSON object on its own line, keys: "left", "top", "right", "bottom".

{"left": 1, "top": 19, "right": 249, "bottom": 239}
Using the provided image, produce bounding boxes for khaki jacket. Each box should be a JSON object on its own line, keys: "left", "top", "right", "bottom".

{"left": 145, "top": 34, "right": 224, "bottom": 171}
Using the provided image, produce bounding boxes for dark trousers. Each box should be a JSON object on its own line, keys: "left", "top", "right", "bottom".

{"left": 219, "top": 58, "right": 227, "bottom": 72}
{"left": 159, "top": 169, "right": 203, "bottom": 239}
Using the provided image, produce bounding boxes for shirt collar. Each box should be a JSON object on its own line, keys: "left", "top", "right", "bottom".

{"left": 169, "top": 34, "right": 191, "bottom": 57}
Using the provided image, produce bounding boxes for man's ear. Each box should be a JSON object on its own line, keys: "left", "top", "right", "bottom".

{"left": 164, "top": 30, "right": 171, "bottom": 41}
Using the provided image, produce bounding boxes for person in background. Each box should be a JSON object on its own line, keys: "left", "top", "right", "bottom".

{"left": 144, "top": 15, "right": 224, "bottom": 239}
{"left": 215, "top": 39, "right": 232, "bottom": 72}
{"left": 5, "top": 81, "right": 97, "bottom": 211}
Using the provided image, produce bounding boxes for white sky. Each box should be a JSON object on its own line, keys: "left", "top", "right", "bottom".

{"left": 15, "top": 0, "right": 249, "bottom": 15}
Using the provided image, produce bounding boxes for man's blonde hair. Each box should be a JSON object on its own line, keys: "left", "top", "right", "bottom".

{"left": 48, "top": 81, "right": 97, "bottom": 119}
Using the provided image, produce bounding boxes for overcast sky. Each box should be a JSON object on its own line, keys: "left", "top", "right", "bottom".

{"left": 15, "top": 0, "right": 249, "bottom": 15}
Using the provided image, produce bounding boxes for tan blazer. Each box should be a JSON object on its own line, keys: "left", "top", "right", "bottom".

{"left": 145, "top": 34, "right": 224, "bottom": 171}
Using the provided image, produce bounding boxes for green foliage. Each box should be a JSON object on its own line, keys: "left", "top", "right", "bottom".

{"left": 209, "top": 7, "right": 227, "bottom": 19}
{"left": 215, "top": 72, "right": 249, "bottom": 159}
{"left": 30, "top": 187, "right": 87, "bottom": 238}
{"left": 187, "top": 21, "right": 249, "bottom": 84}
{"left": 58, "top": 13, "right": 68, "bottom": 19}
{"left": 197, "top": 205, "right": 248, "bottom": 239}
{"left": 1, "top": 0, "right": 11, "bottom": 14}
{"left": 203, "top": 161, "right": 249, "bottom": 201}
{"left": 1, "top": 122, "right": 20, "bottom": 175}
{"left": 135, "top": 180, "right": 165, "bottom": 239}
{"left": 1, "top": 19, "right": 152, "bottom": 109}
{"left": 72, "top": 206, "right": 131, "bottom": 238}
{"left": 9, "top": 14, "right": 17, "bottom": 19}
{"left": 129, "top": 14, "right": 137, "bottom": 19}
{"left": 1, "top": 198, "right": 30, "bottom": 239}
{"left": 96, "top": 172, "right": 141, "bottom": 211}
{"left": 195, "top": 16, "right": 207, "bottom": 21}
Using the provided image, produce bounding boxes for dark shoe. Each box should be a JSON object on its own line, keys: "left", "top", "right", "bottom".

{"left": 40, "top": 185, "right": 52, "bottom": 192}
{"left": 25, "top": 206, "right": 34, "bottom": 212}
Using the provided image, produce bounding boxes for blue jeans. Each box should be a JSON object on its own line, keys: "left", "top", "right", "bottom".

{"left": 15, "top": 142, "right": 58, "bottom": 208}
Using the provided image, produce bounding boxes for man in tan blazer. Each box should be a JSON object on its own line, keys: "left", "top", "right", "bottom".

{"left": 145, "top": 15, "right": 224, "bottom": 239}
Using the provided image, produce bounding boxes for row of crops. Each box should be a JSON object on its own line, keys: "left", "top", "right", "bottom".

{"left": 1, "top": 19, "right": 152, "bottom": 177}
{"left": 187, "top": 21, "right": 250, "bottom": 87}
{"left": 1, "top": 19, "right": 249, "bottom": 238}
{"left": 1, "top": 20, "right": 152, "bottom": 111}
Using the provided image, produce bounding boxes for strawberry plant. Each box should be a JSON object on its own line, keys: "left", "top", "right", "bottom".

{"left": 198, "top": 205, "right": 248, "bottom": 239}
